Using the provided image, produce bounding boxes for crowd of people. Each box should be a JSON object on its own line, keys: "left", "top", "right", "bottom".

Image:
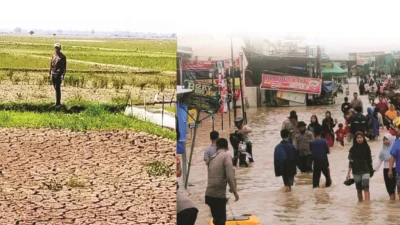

{"left": 274, "top": 74, "right": 400, "bottom": 202}
{"left": 178, "top": 74, "right": 400, "bottom": 224}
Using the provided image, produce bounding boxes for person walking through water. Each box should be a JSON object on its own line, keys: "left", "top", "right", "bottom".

{"left": 294, "top": 121, "right": 314, "bottom": 173}
{"left": 205, "top": 138, "right": 239, "bottom": 225}
{"left": 359, "top": 80, "right": 365, "bottom": 95}
{"left": 351, "top": 106, "right": 368, "bottom": 144}
{"left": 234, "top": 117, "right": 254, "bottom": 163}
{"left": 374, "top": 133, "right": 397, "bottom": 200}
{"left": 341, "top": 97, "right": 352, "bottom": 119}
{"left": 177, "top": 157, "right": 198, "bottom": 225}
{"left": 322, "top": 111, "right": 337, "bottom": 148}
{"left": 335, "top": 123, "right": 346, "bottom": 147}
{"left": 366, "top": 107, "right": 379, "bottom": 140}
{"left": 346, "top": 132, "right": 374, "bottom": 202}
{"left": 204, "top": 131, "right": 219, "bottom": 165}
{"left": 389, "top": 121, "right": 400, "bottom": 200}
{"left": 282, "top": 111, "right": 298, "bottom": 143}
{"left": 385, "top": 104, "right": 397, "bottom": 129}
{"left": 310, "top": 126, "right": 332, "bottom": 188}
{"left": 308, "top": 115, "right": 321, "bottom": 135}
{"left": 49, "top": 43, "right": 67, "bottom": 106}
{"left": 351, "top": 92, "right": 363, "bottom": 113}
{"left": 274, "top": 129, "right": 297, "bottom": 192}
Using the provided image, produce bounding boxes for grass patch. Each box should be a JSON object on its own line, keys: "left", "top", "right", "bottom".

{"left": 0, "top": 36, "right": 176, "bottom": 71}
{"left": 147, "top": 106, "right": 176, "bottom": 113}
{"left": 0, "top": 101, "right": 175, "bottom": 139}
{"left": 66, "top": 177, "right": 86, "bottom": 188}
{"left": 146, "top": 160, "right": 172, "bottom": 177}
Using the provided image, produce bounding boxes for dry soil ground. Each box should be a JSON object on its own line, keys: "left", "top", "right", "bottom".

{"left": 0, "top": 128, "right": 176, "bottom": 225}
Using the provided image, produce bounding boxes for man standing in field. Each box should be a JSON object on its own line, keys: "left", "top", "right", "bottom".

{"left": 49, "top": 43, "right": 67, "bottom": 106}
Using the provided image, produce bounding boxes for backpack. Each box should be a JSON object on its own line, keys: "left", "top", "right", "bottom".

{"left": 352, "top": 114, "right": 366, "bottom": 134}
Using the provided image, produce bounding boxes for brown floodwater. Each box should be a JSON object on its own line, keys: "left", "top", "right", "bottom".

{"left": 178, "top": 78, "right": 400, "bottom": 225}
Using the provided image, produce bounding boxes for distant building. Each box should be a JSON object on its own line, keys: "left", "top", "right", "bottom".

{"left": 177, "top": 45, "right": 193, "bottom": 85}
{"left": 349, "top": 51, "right": 385, "bottom": 67}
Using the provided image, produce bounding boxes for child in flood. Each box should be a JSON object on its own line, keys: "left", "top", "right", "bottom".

{"left": 346, "top": 132, "right": 374, "bottom": 202}
{"left": 310, "top": 126, "right": 332, "bottom": 188}
{"left": 335, "top": 123, "right": 346, "bottom": 146}
{"left": 274, "top": 129, "right": 297, "bottom": 192}
{"left": 374, "top": 133, "right": 397, "bottom": 200}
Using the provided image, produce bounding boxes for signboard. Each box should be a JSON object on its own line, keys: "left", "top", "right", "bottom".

{"left": 276, "top": 91, "right": 306, "bottom": 103}
{"left": 182, "top": 80, "right": 221, "bottom": 113}
{"left": 187, "top": 109, "right": 198, "bottom": 128}
{"left": 182, "top": 60, "right": 215, "bottom": 81}
{"left": 182, "top": 60, "right": 215, "bottom": 70}
{"left": 260, "top": 74, "right": 322, "bottom": 95}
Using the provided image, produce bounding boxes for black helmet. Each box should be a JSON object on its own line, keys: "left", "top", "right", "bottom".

{"left": 234, "top": 117, "right": 244, "bottom": 129}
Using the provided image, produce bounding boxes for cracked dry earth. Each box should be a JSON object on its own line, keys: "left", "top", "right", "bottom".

{"left": 0, "top": 128, "right": 176, "bottom": 225}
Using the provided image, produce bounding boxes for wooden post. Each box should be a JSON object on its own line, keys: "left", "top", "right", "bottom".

{"left": 162, "top": 96, "right": 165, "bottom": 129}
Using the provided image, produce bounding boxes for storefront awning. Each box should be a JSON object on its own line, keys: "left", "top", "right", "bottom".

{"left": 322, "top": 63, "right": 347, "bottom": 77}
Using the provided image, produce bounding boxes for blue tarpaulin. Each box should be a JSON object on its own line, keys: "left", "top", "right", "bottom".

{"left": 177, "top": 101, "right": 188, "bottom": 154}
{"left": 322, "top": 81, "right": 336, "bottom": 93}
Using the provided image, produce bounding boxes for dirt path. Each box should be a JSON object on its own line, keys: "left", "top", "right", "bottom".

{"left": 0, "top": 128, "right": 176, "bottom": 225}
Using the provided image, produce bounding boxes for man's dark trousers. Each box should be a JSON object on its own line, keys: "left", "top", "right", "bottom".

{"left": 313, "top": 163, "right": 332, "bottom": 188}
{"left": 177, "top": 208, "right": 198, "bottom": 225}
{"left": 52, "top": 75, "right": 62, "bottom": 105}
{"left": 205, "top": 196, "right": 226, "bottom": 225}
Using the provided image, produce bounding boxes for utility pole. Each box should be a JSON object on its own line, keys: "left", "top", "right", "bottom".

{"left": 231, "top": 35, "right": 237, "bottom": 119}
{"left": 239, "top": 52, "right": 246, "bottom": 123}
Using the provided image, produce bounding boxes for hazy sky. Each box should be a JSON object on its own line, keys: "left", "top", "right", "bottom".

{"left": 176, "top": 0, "right": 400, "bottom": 54}
{"left": 3, "top": 0, "right": 400, "bottom": 54}
{"left": 1, "top": 0, "right": 177, "bottom": 33}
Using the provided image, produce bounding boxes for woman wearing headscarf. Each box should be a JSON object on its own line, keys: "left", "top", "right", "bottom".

{"left": 374, "top": 133, "right": 397, "bottom": 200}
{"left": 359, "top": 79, "right": 365, "bottom": 95}
{"left": 322, "top": 111, "right": 337, "bottom": 147}
{"left": 346, "top": 132, "right": 374, "bottom": 202}
{"left": 307, "top": 115, "right": 321, "bottom": 136}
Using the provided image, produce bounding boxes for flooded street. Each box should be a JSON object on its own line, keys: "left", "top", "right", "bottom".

{"left": 178, "top": 78, "right": 400, "bottom": 225}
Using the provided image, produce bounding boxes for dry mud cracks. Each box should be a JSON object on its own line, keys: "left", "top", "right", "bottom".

{"left": 0, "top": 128, "right": 176, "bottom": 225}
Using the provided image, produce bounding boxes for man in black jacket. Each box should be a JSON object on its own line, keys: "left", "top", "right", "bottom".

{"left": 350, "top": 106, "right": 367, "bottom": 143}
{"left": 49, "top": 43, "right": 67, "bottom": 106}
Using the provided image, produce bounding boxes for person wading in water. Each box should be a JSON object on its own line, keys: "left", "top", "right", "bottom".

{"left": 294, "top": 121, "right": 314, "bottom": 173}
{"left": 322, "top": 111, "right": 337, "bottom": 148}
{"left": 49, "top": 43, "right": 67, "bottom": 106}
{"left": 234, "top": 117, "right": 254, "bottom": 163}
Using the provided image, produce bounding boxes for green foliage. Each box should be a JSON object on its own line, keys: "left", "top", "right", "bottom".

{"left": 0, "top": 101, "right": 175, "bottom": 139}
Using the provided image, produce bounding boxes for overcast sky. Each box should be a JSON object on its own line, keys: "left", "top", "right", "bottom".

{"left": 176, "top": 0, "right": 400, "bottom": 54}
{"left": 3, "top": 0, "right": 400, "bottom": 54}
{"left": 1, "top": 0, "right": 177, "bottom": 33}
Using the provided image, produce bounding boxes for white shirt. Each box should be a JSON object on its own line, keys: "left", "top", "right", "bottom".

{"left": 374, "top": 156, "right": 396, "bottom": 170}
